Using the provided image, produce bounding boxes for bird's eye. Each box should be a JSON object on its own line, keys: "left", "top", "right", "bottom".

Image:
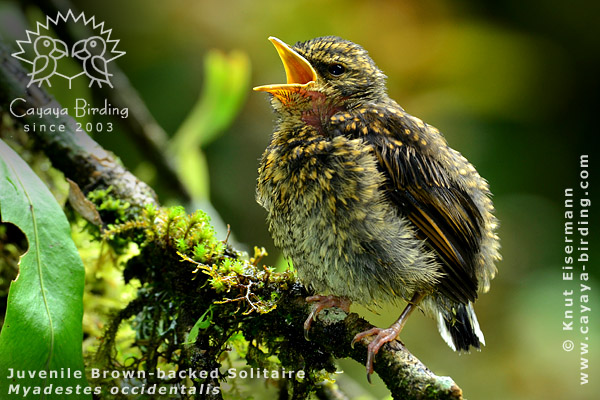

{"left": 90, "top": 40, "right": 97, "bottom": 48}
{"left": 43, "top": 40, "right": 51, "bottom": 47}
{"left": 328, "top": 63, "right": 346, "bottom": 76}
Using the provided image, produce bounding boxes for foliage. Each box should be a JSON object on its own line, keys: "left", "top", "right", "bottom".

{"left": 0, "top": 140, "right": 91, "bottom": 399}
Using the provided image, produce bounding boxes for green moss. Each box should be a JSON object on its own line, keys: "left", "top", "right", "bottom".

{"left": 87, "top": 186, "right": 131, "bottom": 223}
{"left": 90, "top": 206, "right": 335, "bottom": 399}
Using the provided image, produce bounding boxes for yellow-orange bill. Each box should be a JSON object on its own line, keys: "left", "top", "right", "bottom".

{"left": 253, "top": 36, "right": 317, "bottom": 94}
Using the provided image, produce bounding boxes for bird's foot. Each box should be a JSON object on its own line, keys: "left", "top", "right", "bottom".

{"left": 351, "top": 324, "right": 403, "bottom": 383}
{"left": 304, "top": 295, "right": 351, "bottom": 340}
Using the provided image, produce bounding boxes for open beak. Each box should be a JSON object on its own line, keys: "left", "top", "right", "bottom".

{"left": 253, "top": 37, "right": 317, "bottom": 102}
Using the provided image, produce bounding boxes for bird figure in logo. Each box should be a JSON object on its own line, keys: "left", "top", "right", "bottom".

{"left": 27, "top": 35, "right": 68, "bottom": 87}
{"left": 254, "top": 36, "right": 501, "bottom": 381}
{"left": 72, "top": 36, "right": 113, "bottom": 88}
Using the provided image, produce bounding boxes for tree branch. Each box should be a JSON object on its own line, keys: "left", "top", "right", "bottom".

{"left": 319, "top": 314, "right": 462, "bottom": 400}
{"left": 0, "top": 42, "right": 158, "bottom": 211}
{"left": 23, "top": 0, "right": 193, "bottom": 202}
{"left": 260, "top": 291, "right": 463, "bottom": 400}
{"left": 0, "top": 39, "right": 463, "bottom": 400}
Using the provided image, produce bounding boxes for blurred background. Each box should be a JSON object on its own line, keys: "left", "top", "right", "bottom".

{"left": 0, "top": 0, "right": 597, "bottom": 399}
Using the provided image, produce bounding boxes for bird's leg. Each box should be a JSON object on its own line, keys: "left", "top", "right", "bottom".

{"left": 351, "top": 292, "right": 426, "bottom": 383}
{"left": 304, "top": 295, "right": 351, "bottom": 340}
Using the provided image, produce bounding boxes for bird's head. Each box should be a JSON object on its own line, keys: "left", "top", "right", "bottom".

{"left": 33, "top": 36, "right": 67, "bottom": 59}
{"left": 254, "top": 36, "right": 387, "bottom": 121}
{"left": 72, "top": 36, "right": 106, "bottom": 60}
{"left": 86, "top": 36, "right": 107, "bottom": 56}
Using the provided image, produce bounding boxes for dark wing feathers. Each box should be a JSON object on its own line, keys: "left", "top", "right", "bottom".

{"left": 398, "top": 180, "right": 481, "bottom": 303}
{"left": 332, "top": 110, "right": 484, "bottom": 304}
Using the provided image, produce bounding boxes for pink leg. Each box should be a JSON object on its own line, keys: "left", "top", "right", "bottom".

{"left": 351, "top": 292, "right": 425, "bottom": 383}
{"left": 304, "top": 295, "right": 351, "bottom": 340}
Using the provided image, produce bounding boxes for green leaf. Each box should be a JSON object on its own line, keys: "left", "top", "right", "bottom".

{"left": 0, "top": 140, "right": 91, "bottom": 399}
{"left": 173, "top": 50, "right": 250, "bottom": 149}
{"left": 184, "top": 305, "right": 214, "bottom": 344}
{"left": 171, "top": 50, "right": 251, "bottom": 200}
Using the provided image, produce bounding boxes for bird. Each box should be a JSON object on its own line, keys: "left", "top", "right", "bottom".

{"left": 28, "top": 36, "right": 68, "bottom": 87}
{"left": 254, "top": 36, "right": 501, "bottom": 381}
{"left": 72, "top": 36, "right": 113, "bottom": 88}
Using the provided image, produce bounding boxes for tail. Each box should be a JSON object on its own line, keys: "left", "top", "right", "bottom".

{"left": 436, "top": 302, "right": 485, "bottom": 351}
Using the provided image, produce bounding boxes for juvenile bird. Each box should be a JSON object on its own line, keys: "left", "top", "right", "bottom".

{"left": 254, "top": 36, "right": 500, "bottom": 380}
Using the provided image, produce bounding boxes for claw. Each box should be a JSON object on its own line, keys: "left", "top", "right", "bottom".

{"left": 352, "top": 327, "right": 379, "bottom": 347}
{"left": 303, "top": 306, "right": 318, "bottom": 341}
{"left": 354, "top": 293, "right": 426, "bottom": 382}
{"left": 303, "top": 295, "right": 351, "bottom": 341}
{"left": 352, "top": 324, "right": 410, "bottom": 382}
{"left": 352, "top": 326, "right": 399, "bottom": 383}
{"left": 304, "top": 329, "right": 311, "bottom": 342}
{"left": 366, "top": 347, "right": 375, "bottom": 383}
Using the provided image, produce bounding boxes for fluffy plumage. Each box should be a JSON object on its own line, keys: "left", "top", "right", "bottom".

{"left": 255, "top": 36, "right": 501, "bottom": 378}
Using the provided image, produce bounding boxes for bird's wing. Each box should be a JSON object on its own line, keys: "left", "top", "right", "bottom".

{"left": 31, "top": 56, "right": 50, "bottom": 79}
{"left": 91, "top": 56, "right": 111, "bottom": 79}
{"left": 331, "top": 109, "right": 483, "bottom": 303}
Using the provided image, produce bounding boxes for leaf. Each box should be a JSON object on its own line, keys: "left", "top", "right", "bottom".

{"left": 184, "top": 305, "right": 214, "bottom": 345}
{"left": 173, "top": 50, "right": 250, "bottom": 149}
{"left": 0, "top": 140, "right": 91, "bottom": 399}
{"left": 171, "top": 50, "right": 251, "bottom": 200}
{"left": 66, "top": 178, "right": 102, "bottom": 227}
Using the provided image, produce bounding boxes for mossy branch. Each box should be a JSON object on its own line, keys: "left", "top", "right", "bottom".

{"left": 0, "top": 39, "right": 462, "bottom": 400}
{"left": 244, "top": 283, "right": 464, "bottom": 400}
{"left": 0, "top": 43, "right": 158, "bottom": 216}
